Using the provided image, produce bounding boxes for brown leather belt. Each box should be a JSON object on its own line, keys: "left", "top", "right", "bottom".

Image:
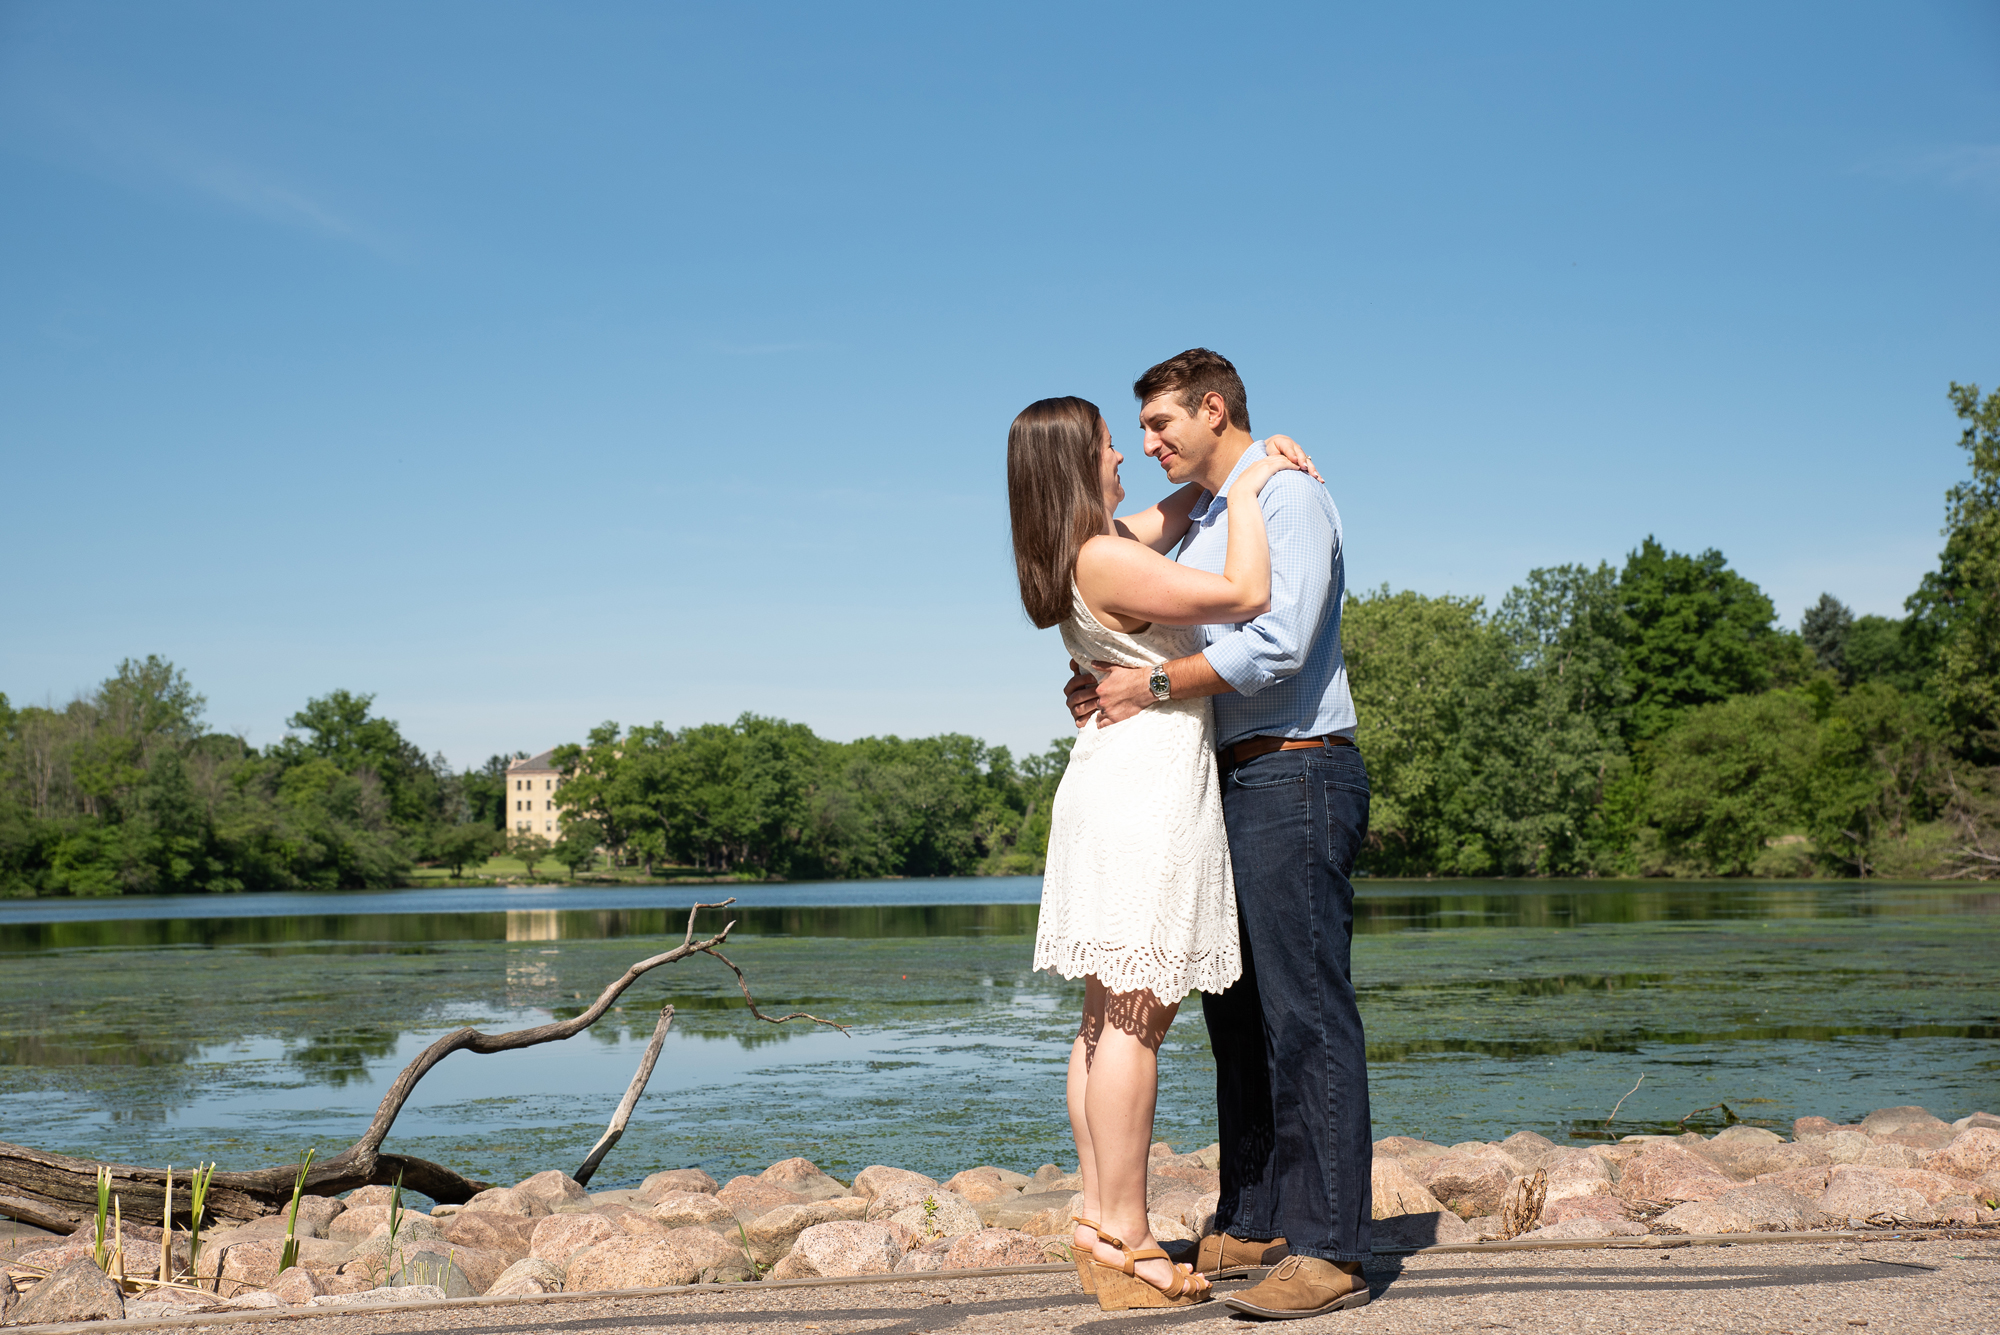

{"left": 1219, "top": 733, "right": 1352, "bottom": 769}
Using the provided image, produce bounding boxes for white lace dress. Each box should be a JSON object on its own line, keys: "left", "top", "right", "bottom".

{"left": 1034, "top": 585, "right": 1241, "bottom": 998}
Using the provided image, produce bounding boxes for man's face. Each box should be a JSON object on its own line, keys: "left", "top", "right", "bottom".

{"left": 1139, "top": 393, "right": 1220, "bottom": 485}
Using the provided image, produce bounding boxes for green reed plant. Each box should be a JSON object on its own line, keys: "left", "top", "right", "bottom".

{"left": 91, "top": 1166, "right": 111, "bottom": 1270}
{"left": 279, "top": 1148, "right": 316, "bottom": 1272}
{"left": 385, "top": 1170, "right": 406, "bottom": 1253}
{"left": 185, "top": 1162, "right": 216, "bottom": 1285}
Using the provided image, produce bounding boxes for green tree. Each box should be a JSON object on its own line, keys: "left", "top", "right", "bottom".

{"left": 1844, "top": 615, "right": 1933, "bottom": 695}
{"left": 1637, "top": 690, "right": 1820, "bottom": 875}
{"left": 509, "top": 830, "right": 551, "bottom": 878}
{"left": 432, "top": 822, "right": 501, "bottom": 877}
{"left": 550, "top": 822, "right": 601, "bottom": 878}
{"left": 1801, "top": 594, "right": 1853, "bottom": 679}
{"left": 1341, "top": 586, "right": 1494, "bottom": 873}
{"left": 1619, "top": 538, "right": 1777, "bottom": 740}
{"left": 1909, "top": 381, "right": 2000, "bottom": 760}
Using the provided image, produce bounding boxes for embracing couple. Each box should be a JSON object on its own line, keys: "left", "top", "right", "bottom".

{"left": 1006, "top": 349, "right": 1373, "bottom": 1319}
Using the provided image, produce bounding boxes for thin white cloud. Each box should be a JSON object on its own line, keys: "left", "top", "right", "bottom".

{"left": 712, "top": 340, "right": 830, "bottom": 356}
{"left": 1862, "top": 143, "right": 2000, "bottom": 197}
{"left": 2, "top": 58, "right": 386, "bottom": 251}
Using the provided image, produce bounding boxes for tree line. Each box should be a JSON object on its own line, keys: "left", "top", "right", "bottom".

{"left": 1342, "top": 381, "right": 1999, "bottom": 878}
{"left": 0, "top": 670, "right": 1069, "bottom": 894}
{"left": 1, "top": 380, "right": 1991, "bottom": 894}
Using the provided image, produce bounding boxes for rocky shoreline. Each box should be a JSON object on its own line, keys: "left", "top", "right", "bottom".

{"left": 3, "top": 1103, "right": 1995, "bottom": 1326}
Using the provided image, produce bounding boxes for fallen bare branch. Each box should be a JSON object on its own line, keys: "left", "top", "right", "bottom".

{"left": 574, "top": 1003, "right": 675, "bottom": 1188}
{"left": 0, "top": 899, "right": 843, "bottom": 1232}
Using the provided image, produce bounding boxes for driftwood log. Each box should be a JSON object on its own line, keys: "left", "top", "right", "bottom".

{"left": 0, "top": 900, "right": 843, "bottom": 1234}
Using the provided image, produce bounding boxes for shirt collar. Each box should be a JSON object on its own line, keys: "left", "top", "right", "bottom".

{"left": 1189, "top": 440, "right": 1264, "bottom": 521}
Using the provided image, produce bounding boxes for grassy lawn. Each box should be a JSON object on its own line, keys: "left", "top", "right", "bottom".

{"left": 400, "top": 854, "right": 745, "bottom": 886}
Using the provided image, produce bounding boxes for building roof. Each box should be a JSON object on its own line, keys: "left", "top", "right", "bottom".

{"left": 507, "top": 748, "right": 561, "bottom": 774}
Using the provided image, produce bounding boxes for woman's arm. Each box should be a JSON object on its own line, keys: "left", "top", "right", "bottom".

{"left": 1110, "top": 436, "right": 1319, "bottom": 555}
{"left": 1076, "top": 455, "right": 1299, "bottom": 627}
{"left": 1111, "top": 482, "right": 1205, "bottom": 555}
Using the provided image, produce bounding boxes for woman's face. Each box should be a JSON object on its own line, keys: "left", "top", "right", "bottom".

{"left": 1097, "top": 419, "right": 1125, "bottom": 514}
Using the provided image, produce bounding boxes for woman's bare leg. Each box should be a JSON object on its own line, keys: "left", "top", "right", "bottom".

{"left": 1067, "top": 978, "right": 1107, "bottom": 1258}
{"left": 1082, "top": 986, "right": 1185, "bottom": 1291}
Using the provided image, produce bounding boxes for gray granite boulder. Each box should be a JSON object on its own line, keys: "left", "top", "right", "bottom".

{"left": 8, "top": 1258, "right": 126, "bottom": 1325}
{"left": 486, "top": 1256, "right": 566, "bottom": 1296}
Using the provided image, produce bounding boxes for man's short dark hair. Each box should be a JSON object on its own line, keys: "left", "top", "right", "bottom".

{"left": 1133, "top": 348, "right": 1250, "bottom": 434}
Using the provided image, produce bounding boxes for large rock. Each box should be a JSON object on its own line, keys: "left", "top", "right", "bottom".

{"left": 1373, "top": 1156, "right": 1449, "bottom": 1219}
{"left": 1372, "top": 1210, "right": 1476, "bottom": 1249}
{"left": 564, "top": 1235, "right": 707, "bottom": 1290}
{"left": 1830, "top": 1163, "right": 1980, "bottom": 1205}
{"left": 1754, "top": 1164, "right": 1836, "bottom": 1198}
{"left": 662, "top": 1226, "right": 755, "bottom": 1283}
{"left": 1860, "top": 1143, "right": 1927, "bottom": 1169}
{"left": 1925, "top": 1127, "right": 2000, "bottom": 1180}
{"left": 515, "top": 1171, "right": 591, "bottom": 1211}
{"left": 889, "top": 1190, "right": 982, "bottom": 1241}
{"left": 487, "top": 1256, "right": 566, "bottom": 1295}
{"left": 853, "top": 1165, "right": 941, "bottom": 1208}
{"left": 1669, "top": 1186, "right": 1822, "bottom": 1235}
{"left": 717, "top": 1175, "right": 808, "bottom": 1223}
{"left": 431, "top": 1243, "right": 512, "bottom": 1294}
{"left": 1498, "top": 1131, "right": 1558, "bottom": 1171}
{"left": 1149, "top": 1160, "right": 1223, "bottom": 1193}
{"left": 9, "top": 1258, "right": 125, "bottom": 1324}
{"left": 1521, "top": 1218, "right": 1647, "bottom": 1240}
{"left": 343, "top": 1184, "right": 399, "bottom": 1207}
{"left": 198, "top": 1238, "right": 290, "bottom": 1296}
{"left": 1541, "top": 1148, "right": 1617, "bottom": 1203}
{"left": 943, "top": 1168, "right": 1025, "bottom": 1204}
{"left": 941, "top": 1228, "right": 1047, "bottom": 1269}
{"left": 441, "top": 1209, "right": 537, "bottom": 1257}
{"left": 1540, "top": 1195, "right": 1631, "bottom": 1228}
{"left": 1415, "top": 1152, "right": 1514, "bottom": 1218}
{"left": 975, "top": 1189, "right": 1075, "bottom": 1234}
{"left": 639, "top": 1168, "right": 719, "bottom": 1201}
{"left": 1954, "top": 1111, "right": 2000, "bottom": 1132}
{"left": 234, "top": 1196, "right": 346, "bottom": 1241}
{"left": 741, "top": 1198, "right": 872, "bottom": 1264}
{"left": 530, "top": 1211, "right": 621, "bottom": 1262}
{"left": 766, "top": 1220, "right": 912, "bottom": 1279}
{"left": 1694, "top": 1126, "right": 1826, "bottom": 1181}
{"left": 1859, "top": 1106, "right": 1954, "bottom": 1148}
{"left": 462, "top": 1186, "right": 548, "bottom": 1217}
{"left": 388, "top": 1250, "right": 478, "bottom": 1298}
{"left": 306, "top": 1283, "right": 448, "bottom": 1306}
{"left": 650, "top": 1192, "right": 740, "bottom": 1233}
{"left": 265, "top": 1265, "right": 328, "bottom": 1304}
{"left": 1614, "top": 1143, "right": 1737, "bottom": 1203}
{"left": 759, "top": 1158, "right": 850, "bottom": 1202}
{"left": 1794, "top": 1116, "right": 1860, "bottom": 1139}
{"left": 330, "top": 1203, "right": 426, "bottom": 1241}
{"left": 1818, "top": 1166, "right": 1932, "bottom": 1222}
{"left": 1374, "top": 1136, "right": 1451, "bottom": 1163}
{"left": 893, "top": 1237, "right": 954, "bottom": 1272}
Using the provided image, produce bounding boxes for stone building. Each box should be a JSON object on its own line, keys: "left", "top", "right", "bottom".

{"left": 507, "top": 749, "right": 565, "bottom": 838}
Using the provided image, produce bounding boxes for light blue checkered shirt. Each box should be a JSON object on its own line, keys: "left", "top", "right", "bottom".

{"left": 1176, "top": 444, "right": 1357, "bottom": 749}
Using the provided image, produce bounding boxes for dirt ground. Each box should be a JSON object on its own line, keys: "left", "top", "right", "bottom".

{"left": 13, "top": 1235, "right": 1997, "bottom": 1335}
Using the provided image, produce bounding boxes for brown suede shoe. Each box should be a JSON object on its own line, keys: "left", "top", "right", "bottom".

{"left": 1193, "top": 1231, "right": 1291, "bottom": 1278}
{"left": 1221, "top": 1255, "right": 1371, "bottom": 1319}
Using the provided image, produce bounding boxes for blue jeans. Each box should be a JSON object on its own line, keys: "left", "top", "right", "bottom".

{"left": 1200, "top": 740, "right": 1373, "bottom": 1263}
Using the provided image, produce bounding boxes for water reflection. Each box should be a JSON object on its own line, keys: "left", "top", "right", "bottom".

{"left": 1, "top": 881, "right": 1994, "bottom": 1187}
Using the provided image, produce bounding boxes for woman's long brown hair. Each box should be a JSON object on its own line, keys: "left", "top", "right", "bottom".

{"left": 1007, "top": 396, "right": 1106, "bottom": 629}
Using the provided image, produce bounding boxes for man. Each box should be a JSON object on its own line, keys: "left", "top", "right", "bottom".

{"left": 1063, "top": 348, "right": 1373, "bottom": 1320}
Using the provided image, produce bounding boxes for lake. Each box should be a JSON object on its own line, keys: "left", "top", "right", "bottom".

{"left": 1, "top": 878, "right": 1994, "bottom": 1202}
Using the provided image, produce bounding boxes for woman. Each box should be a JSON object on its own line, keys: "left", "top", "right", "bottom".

{"left": 1006, "top": 395, "right": 1307, "bottom": 1310}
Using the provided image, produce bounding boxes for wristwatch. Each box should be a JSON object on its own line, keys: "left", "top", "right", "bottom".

{"left": 1149, "top": 664, "right": 1172, "bottom": 702}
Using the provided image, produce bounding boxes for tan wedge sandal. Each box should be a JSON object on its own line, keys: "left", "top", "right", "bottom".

{"left": 1089, "top": 1240, "right": 1212, "bottom": 1310}
{"left": 1068, "top": 1219, "right": 1121, "bottom": 1294}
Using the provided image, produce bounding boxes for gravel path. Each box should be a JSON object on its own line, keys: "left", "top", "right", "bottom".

{"left": 21, "top": 1235, "right": 1997, "bottom": 1335}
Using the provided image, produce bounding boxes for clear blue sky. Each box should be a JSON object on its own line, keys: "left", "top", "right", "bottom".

{"left": 5, "top": 1, "right": 1998, "bottom": 767}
